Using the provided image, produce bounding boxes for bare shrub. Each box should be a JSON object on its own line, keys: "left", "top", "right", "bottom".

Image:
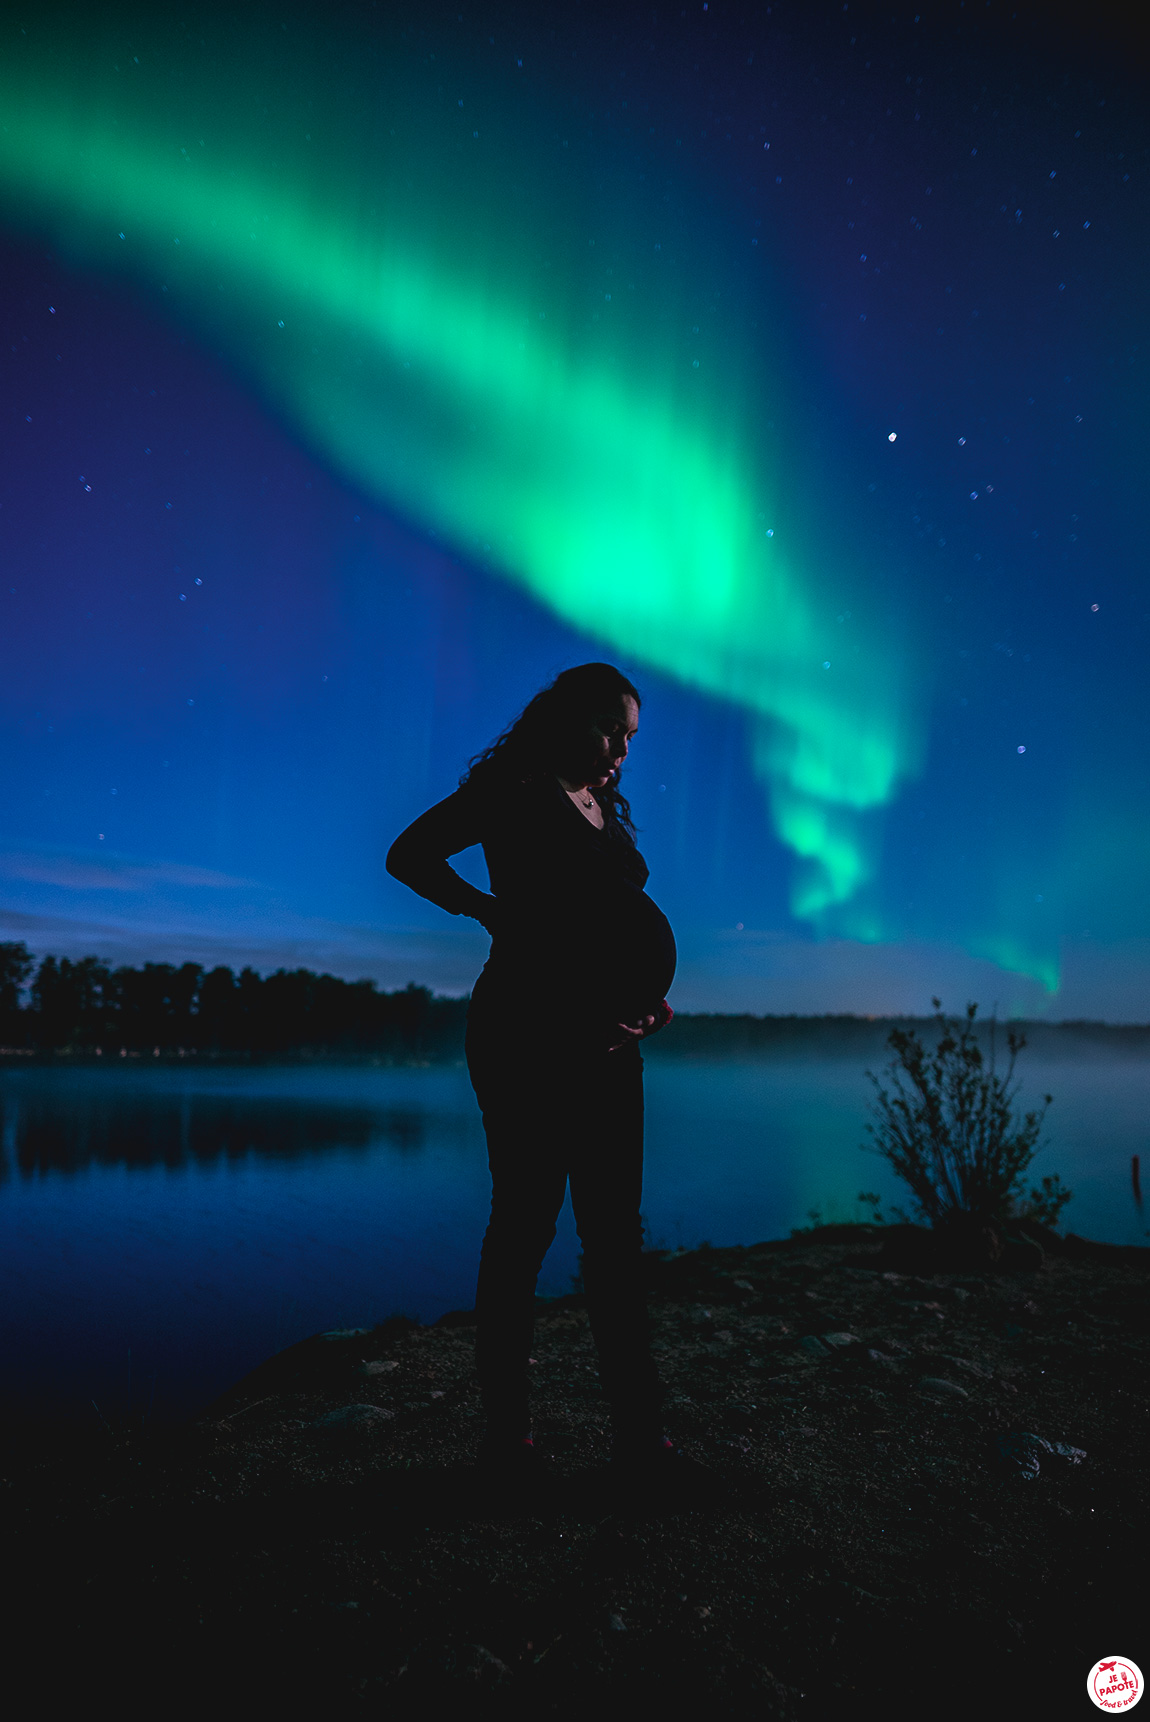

{"left": 864, "top": 1000, "right": 1070, "bottom": 1232}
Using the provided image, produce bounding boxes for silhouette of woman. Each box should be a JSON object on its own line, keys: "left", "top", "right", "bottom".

{"left": 386, "top": 664, "right": 677, "bottom": 1475}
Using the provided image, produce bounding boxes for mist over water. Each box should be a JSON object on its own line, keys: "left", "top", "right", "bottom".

{"left": 2, "top": 1051, "right": 1145, "bottom": 1423}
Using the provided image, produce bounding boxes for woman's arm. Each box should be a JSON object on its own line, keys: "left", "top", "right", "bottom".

{"left": 386, "top": 787, "right": 499, "bottom": 931}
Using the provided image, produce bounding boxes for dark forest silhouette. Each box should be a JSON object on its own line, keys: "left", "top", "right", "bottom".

{"left": 0, "top": 941, "right": 468, "bottom": 1059}
{"left": 3, "top": 940, "right": 1147, "bottom": 1062}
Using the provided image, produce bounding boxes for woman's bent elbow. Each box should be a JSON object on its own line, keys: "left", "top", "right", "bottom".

{"left": 385, "top": 838, "right": 411, "bottom": 883}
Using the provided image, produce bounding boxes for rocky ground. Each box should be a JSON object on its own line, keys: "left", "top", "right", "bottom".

{"left": 4, "top": 1226, "right": 1146, "bottom": 1718}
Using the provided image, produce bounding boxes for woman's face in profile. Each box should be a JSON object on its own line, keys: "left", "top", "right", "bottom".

{"left": 572, "top": 695, "right": 639, "bottom": 788}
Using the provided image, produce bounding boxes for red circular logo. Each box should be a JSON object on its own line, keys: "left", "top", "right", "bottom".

{"left": 1088, "top": 1658, "right": 1143, "bottom": 1712}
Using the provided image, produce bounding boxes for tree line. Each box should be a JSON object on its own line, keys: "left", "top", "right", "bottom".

{"left": 0, "top": 942, "right": 469, "bottom": 1058}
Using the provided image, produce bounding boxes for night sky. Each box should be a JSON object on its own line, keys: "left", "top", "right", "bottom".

{"left": 1, "top": 1, "right": 1146, "bottom": 1018}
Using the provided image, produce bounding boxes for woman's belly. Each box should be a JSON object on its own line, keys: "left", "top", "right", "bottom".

{"left": 610, "top": 886, "right": 676, "bottom": 1014}
{"left": 474, "top": 884, "right": 675, "bottom": 1025}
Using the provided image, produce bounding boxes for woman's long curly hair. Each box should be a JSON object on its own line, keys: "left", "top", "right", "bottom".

{"left": 462, "top": 663, "right": 642, "bottom": 836}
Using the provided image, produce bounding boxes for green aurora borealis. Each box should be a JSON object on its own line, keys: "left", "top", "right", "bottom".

{"left": 0, "top": 13, "right": 918, "bottom": 929}
{"left": 3, "top": 5, "right": 1147, "bottom": 1010}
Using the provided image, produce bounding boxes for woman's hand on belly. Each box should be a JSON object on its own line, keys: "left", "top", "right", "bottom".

{"left": 606, "top": 999, "right": 673, "bottom": 1052}
{"left": 607, "top": 1014, "right": 655, "bottom": 1052}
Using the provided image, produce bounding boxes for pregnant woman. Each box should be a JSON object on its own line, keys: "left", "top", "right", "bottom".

{"left": 386, "top": 662, "right": 677, "bottom": 1478}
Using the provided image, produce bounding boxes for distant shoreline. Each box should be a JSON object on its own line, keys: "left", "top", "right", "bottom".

{"left": 6, "top": 942, "right": 1148, "bottom": 1061}
{"left": 3, "top": 1010, "right": 1150, "bottom": 1065}
{"left": 641, "top": 1012, "right": 1150, "bottom": 1060}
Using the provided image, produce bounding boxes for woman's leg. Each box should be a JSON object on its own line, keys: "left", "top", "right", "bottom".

{"left": 568, "top": 1046, "right": 665, "bottom": 1442}
{"left": 469, "top": 1046, "right": 569, "bottom": 1437}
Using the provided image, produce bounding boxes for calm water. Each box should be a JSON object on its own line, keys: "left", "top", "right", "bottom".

{"left": 1, "top": 1055, "right": 1146, "bottom": 1421}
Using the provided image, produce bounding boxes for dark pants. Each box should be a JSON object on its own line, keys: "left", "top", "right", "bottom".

{"left": 466, "top": 1016, "right": 665, "bottom": 1438}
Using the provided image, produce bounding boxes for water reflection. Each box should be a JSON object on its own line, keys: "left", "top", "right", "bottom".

{"left": 0, "top": 1057, "right": 1145, "bottom": 1425}
{"left": 0, "top": 1089, "right": 435, "bottom": 1177}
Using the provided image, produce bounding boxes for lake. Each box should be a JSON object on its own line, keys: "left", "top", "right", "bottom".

{"left": 1, "top": 1053, "right": 1146, "bottom": 1422}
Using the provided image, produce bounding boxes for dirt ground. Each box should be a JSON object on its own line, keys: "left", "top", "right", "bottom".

{"left": 4, "top": 1227, "right": 1146, "bottom": 1719}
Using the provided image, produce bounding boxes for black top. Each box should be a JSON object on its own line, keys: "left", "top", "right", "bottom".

{"left": 385, "top": 775, "right": 676, "bottom": 1032}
